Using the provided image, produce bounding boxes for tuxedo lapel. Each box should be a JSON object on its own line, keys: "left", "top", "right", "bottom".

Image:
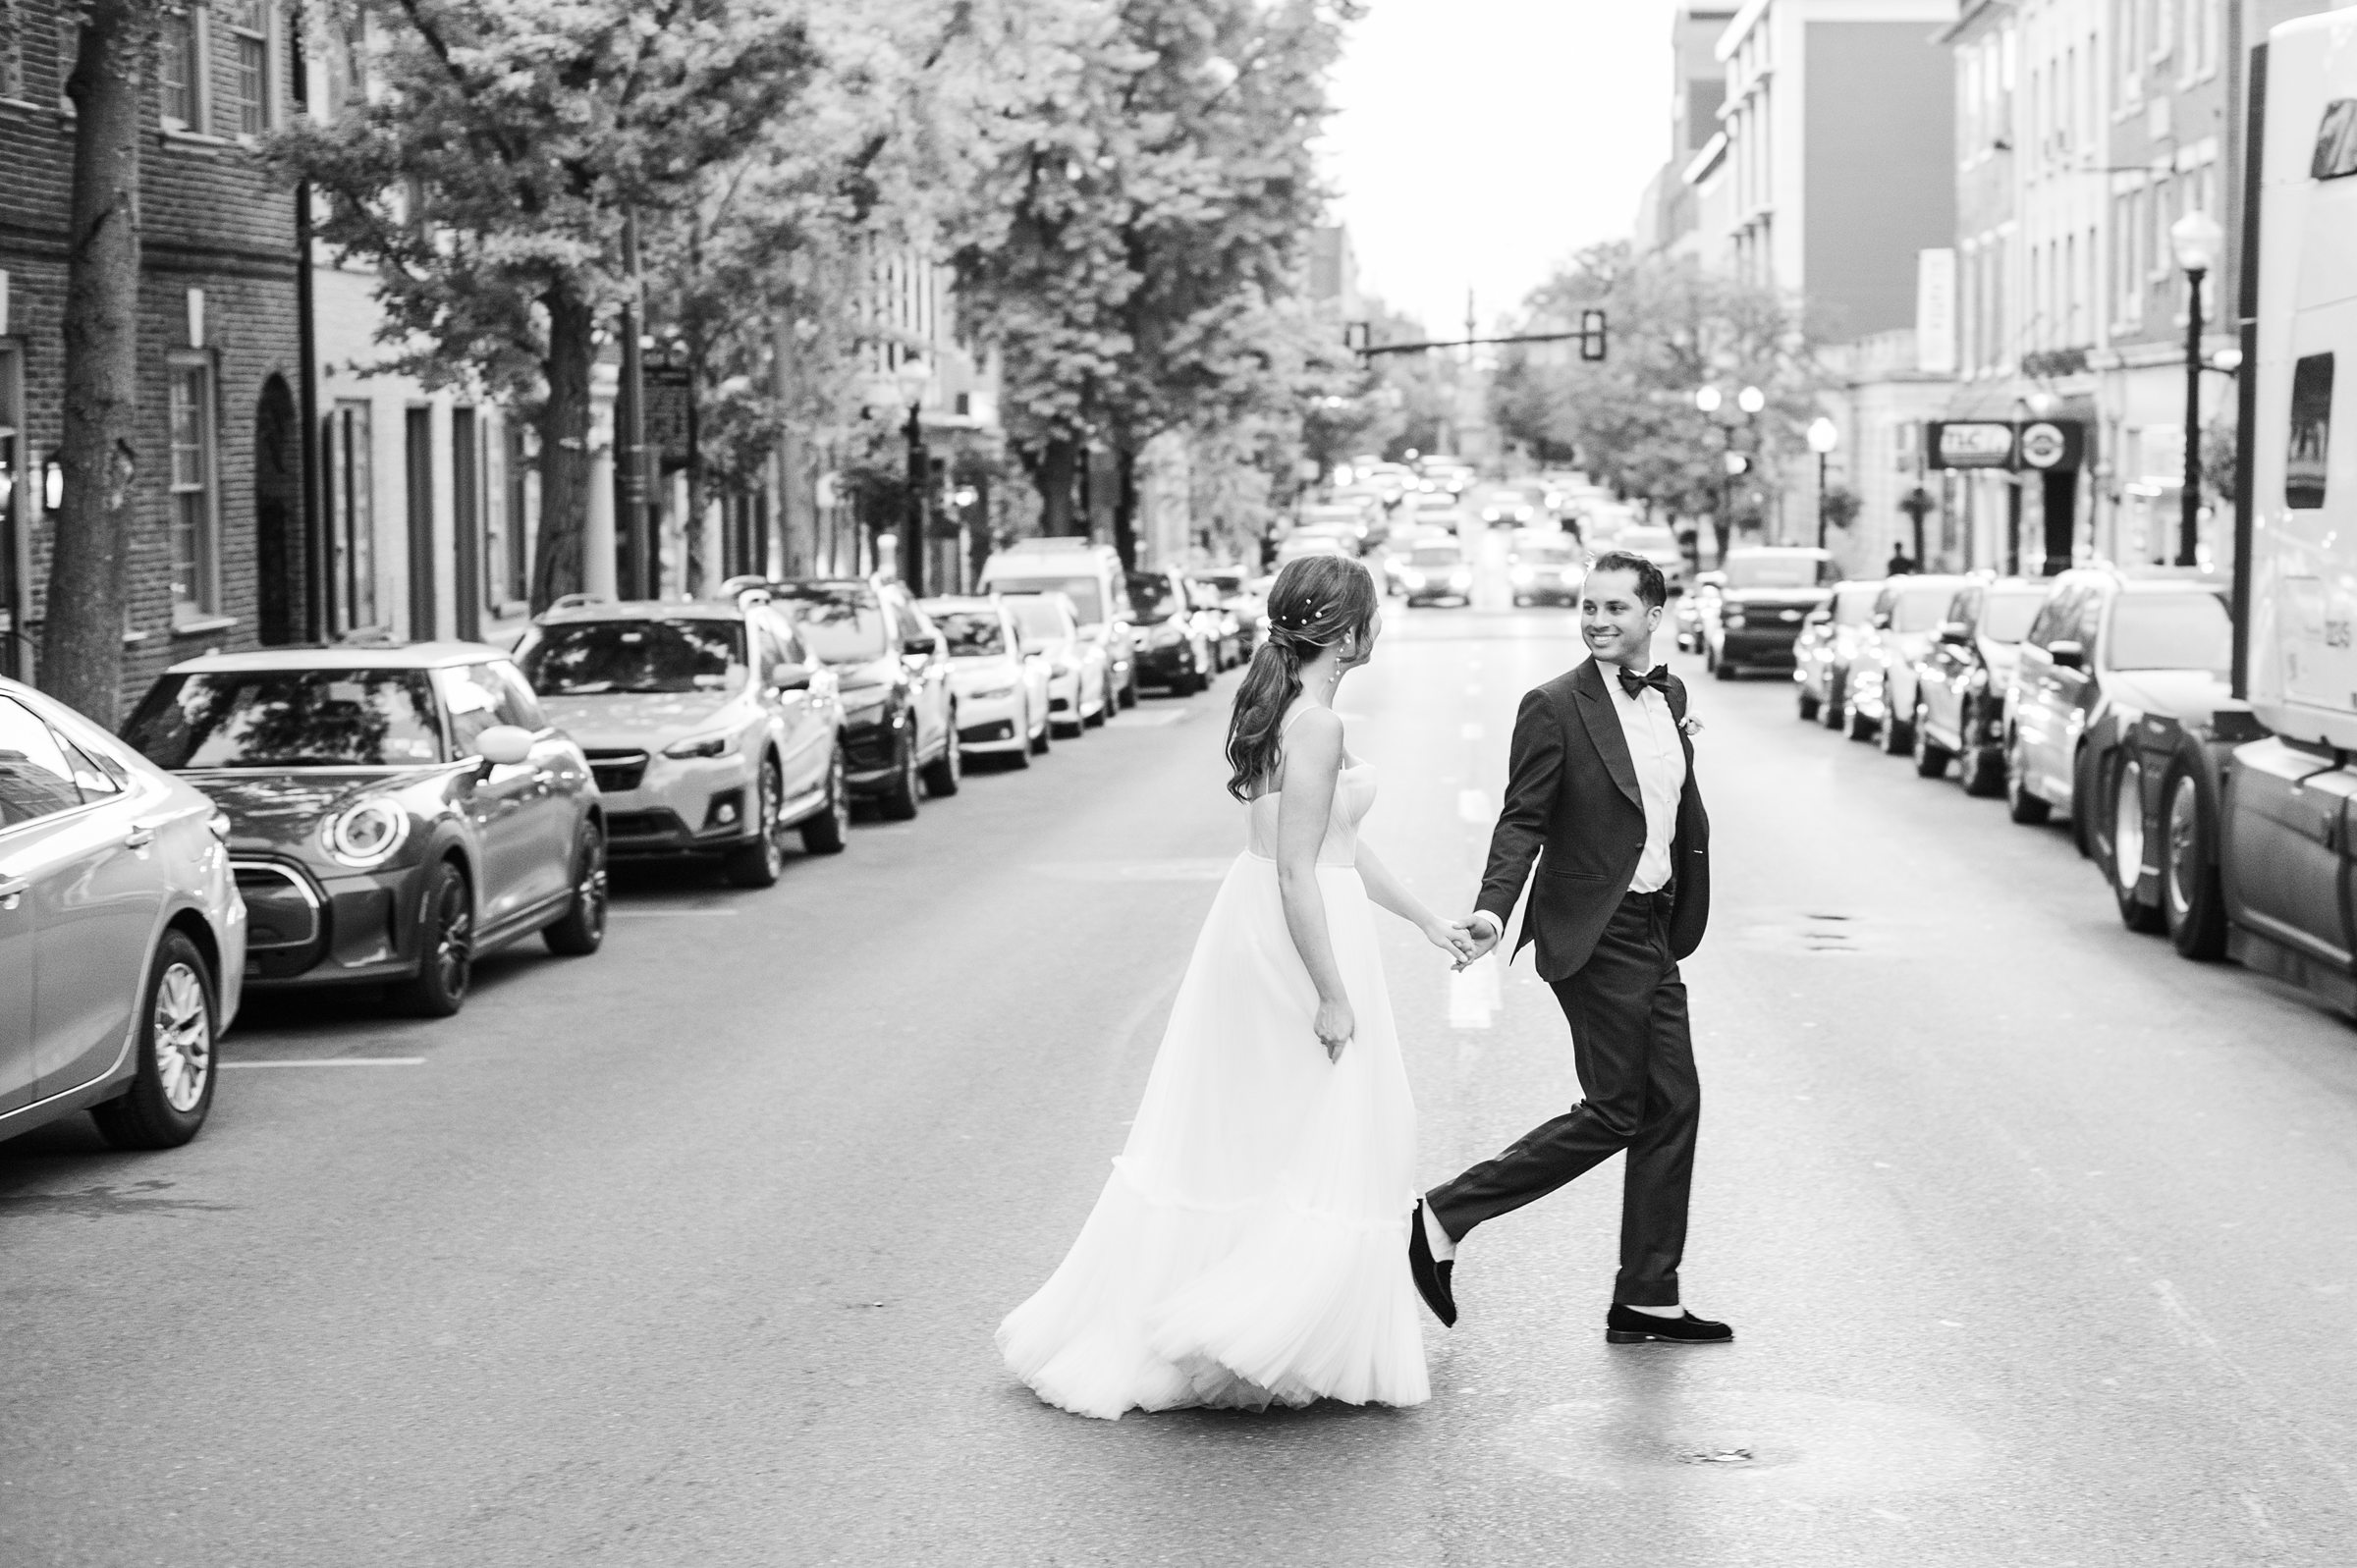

{"left": 1570, "top": 659, "right": 1642, "bottom": 810}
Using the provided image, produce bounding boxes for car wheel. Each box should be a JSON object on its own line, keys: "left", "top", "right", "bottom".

{"left": 1880, "top": 694, "right": 1913, "bottom": 754}
{"left": 879, "top": 731, "right": 922, "bottom": 821}
{"left": 724, "top": 755, "right": 791, "bottom": 888}
{"left": 1087, "top": 680, "right": 1110, "bottom": 727}
{"left": 1121, "top": 669, "right": 1139, "bottom": 708}
{"left": 1822, "top": 676, "right": 1847, "bottom": 730}
{"left": 921, "top": 717, "right": 961, "bottom": 796}
{"left": 1031, "top": 704, "right": 1053, "bottom": 754}
{"left": 1715, "top": 654, "right": 1737, "bottom": 681}
{"left": 89, "top": 931, "right": 216, "bottom": 1151}
{"left": 390, "top": 859, "right": 472, "bottom": 1017}
{"left": 2005, "top": 733, "right": 2052, "bottom": 825}
{"left": 1009, "top": 701, "right": 1034, "bottom": 769}
{"left": 543, "top": 819, "right": 610, "bottom": 952}
{"left": 1844, "top": 694, "right": 1876, "bottom": 742}
{"left": 2103, "top": 755, "right": 2165, "bottom": 933}
{"left": 801, "top": 746, "right": 850, "bottom": 854}
{"left": 1053, "top": 705, "right": 1082, "bottom": 739}
{"left": 1911, "top": 701, "right": 1952, "bottom": 779}
{"left": 2163, "top": 767, "right": 2227, "bottom": 960}
{"left": 1797, "top": 686, "right": 1821, "bottom": 723}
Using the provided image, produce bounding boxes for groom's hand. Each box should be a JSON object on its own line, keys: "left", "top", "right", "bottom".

{"left": 1454, "top": 912, "right": 1502, "bottom": 969}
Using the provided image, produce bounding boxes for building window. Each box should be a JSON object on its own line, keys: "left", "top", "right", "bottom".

{"left": 0, "top": 0, "right": 26, "bottom": 101}
{"left": 326, "top": 401, "right": 378, "bottom": 633}
{"left": 167, "top": 359, "right": 219, "bottom": 622}
{"left": 221, "top": 0, "right": 270, "bottom": 136}
{"left": 159, "top": 3, "right": 204, "bottom": 132}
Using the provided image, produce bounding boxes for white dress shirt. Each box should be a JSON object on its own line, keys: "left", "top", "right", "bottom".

{"left": 1605, "top": 662, "right": 1688, "bottom": 894}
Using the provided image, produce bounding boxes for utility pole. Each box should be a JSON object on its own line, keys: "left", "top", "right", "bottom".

{"left": 618, "top": 210, "right": 650, "bottom": 600}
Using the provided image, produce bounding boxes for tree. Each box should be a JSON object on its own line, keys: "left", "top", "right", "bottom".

{"left": 269, "top": 0, "right": 819, "bottom": 611}
{"left": 41, "top": 0, "right": 164, "bottom": 721}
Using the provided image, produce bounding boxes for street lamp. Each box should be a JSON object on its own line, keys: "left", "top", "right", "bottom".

{"left": 1696, "top": 386, "right": 1766, "bottom": 557}
{"left": 1736, "top": 384, "right": 1766, "bottom": 416}
{"left": 2170, "top": 209, "right": 2225, "bottom": 568}
{"left": 895, "top": 354, "right": 931, "bottom": 596}
{"left": 1807, "top": 416, "right": 1839, "bottom": 549}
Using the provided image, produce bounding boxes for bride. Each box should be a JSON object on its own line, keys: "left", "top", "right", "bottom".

{"left": 998, "top": 554, "right": 1477, "bottom": 1420}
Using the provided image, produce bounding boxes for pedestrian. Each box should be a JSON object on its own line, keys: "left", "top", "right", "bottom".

{"left": 1411, "top": 550, "right": 1730, "bottom": 1346}
{"left": 1887, "top": 544, "right": 1916, "bottom": 575}
{"left": 998, "top": 554, "right": 1476, "bottom": 1420}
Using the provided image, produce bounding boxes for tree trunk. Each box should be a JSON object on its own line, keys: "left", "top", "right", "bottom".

{"left": 966, "top": 468, "right": 993, "bottom": 585}
{"left": 40, "top": 0, "right": 153, "bottom": 722}
{"left": 530, "top": 286, "right": 596, "bottom": 612}
{"left": 1032, "top": 438, "right": 1078, "bottom": 535}
{"left": 1111, "top": 445, "right": 1139, "bottom": 569}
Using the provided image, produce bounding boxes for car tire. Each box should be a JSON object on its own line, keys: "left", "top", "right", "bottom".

{"left": 2162, "top": 766, "right": 2227, "bottom": 960}
{"left": 1822, "top": 676, "right": 1847, "bottom": 730}
{"left": 1031, "top": 707, "right": 1053, "bottom": 754}
{"left": 1009, "top": 702, "right": 1033, "bottom": 769}
{"left": 1844, "top": 695, "right": 1876, "bottom": 742}
{"left": 2005, "top": 734, "right": 2052, "bottom": 825}
{"left": 724, "top": 755, "right": 791, "bottom": 888}
{"left": 390, "top": 859, "right": 472, "bottom": 1018}
{"left": 543, "top": 819, "right": 610, "bottom": 953}
{"left": 1088, "top": 681, "right": 1111, "bottom": 727}
{"left": 1053, "top": 708, "right": 1082, "bottom": 739}
{"left": 1122, "top": 670, "right": 1139, "bottom": 709}
{"left": 879, "top": 732, "right": 922, "bottom": 821}
{"left": 88, "top": 931, "right": 217, "bottom": 1151}
{"left": 1880, "top": 695, "right": 1913, "bottom": 755}
{"left": 921, "top": 718, "right": 961, "bottom": 796}
{"left": 1797, "top": 687, "right": 1821, "bottom": 723}
{"left": 2102, "top": 755, "right": 2165, "bottom": 933}
{"left": 801, "top": 747, "right": 850, "bottom": 855}
{"left": 1911, "top": 701, "right": 1952, "bottom": 779}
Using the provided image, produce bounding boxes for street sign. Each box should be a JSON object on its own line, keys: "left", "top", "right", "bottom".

{"left": 646, "top": 365, "right": 693, "bottom": 470}
{"left": 1927, "top": 418, "right": 2085, "bottom": 471}
{"left": 2018, "top": 420, "right": 2078, "bottom": 469}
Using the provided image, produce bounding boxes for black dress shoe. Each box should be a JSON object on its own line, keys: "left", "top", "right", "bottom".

{"left": 1406, "top": 1201, "right": 1457, "bottom": 1327}
{"left": 1605, "top": 1305, "right": 1732, "bottom": 1344}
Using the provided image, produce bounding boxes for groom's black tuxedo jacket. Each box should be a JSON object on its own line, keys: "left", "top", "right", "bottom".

{"left": 1474, "top": 657, "right": 1711, "bottom": 981}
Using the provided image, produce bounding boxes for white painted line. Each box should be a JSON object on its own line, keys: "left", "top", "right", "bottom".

{"left": 611, "top": 908, "right": 740, "bottom": 918}
{"left": 1457, "top": 788, "right": 1491, "bottom": 824}
{"left": 221, "top": 1057, "right": 425, "bottom": 1069}
{"left": 1448, "top": 957, "right": 1500, "bottom": 1029}
{"left": 1107, "top": 710, "right": 1186, "bottom": 728}
{"left": 1460, "top": 723, "right": 1485, "bottom": 740}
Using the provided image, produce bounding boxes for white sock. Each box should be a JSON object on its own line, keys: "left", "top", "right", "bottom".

{"left": 1625, "top": 1302, "right": 1683, "bottom": 1319}
{"left": 1420, "top": 1201, "right": 1456, "bottom": 1263}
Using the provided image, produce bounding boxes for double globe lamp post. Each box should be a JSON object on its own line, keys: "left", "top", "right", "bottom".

{"left": 894, "top": 354, "right": 932, "bottom": 596}
{"left": 2168, "top": 209, "right": 2226, "bottom": 570}
{"left": 1695, "top": 383, "right": 1767, "bottom": 550}
{"left": 1806, "top": 416, "right": 1840, "bottom": 550}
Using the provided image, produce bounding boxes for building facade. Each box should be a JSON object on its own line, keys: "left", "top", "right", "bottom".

{"left": 1, "top": 0, "right": 305, "bottom": 709}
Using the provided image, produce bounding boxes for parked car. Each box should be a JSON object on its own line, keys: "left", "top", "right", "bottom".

{"left": 1125, "top": 568, "right": 1217, "bottom": 694}
{"left": 0, "top": 676, "right": 244, "bottom": 1150}
{"left": 1186, "top": 579, "right": 1245, "bottom": 669}
{"left": 767, "top": 578, "right": 959, "bottom": 819}
{"left": 1838, "top": 574, "right": 1969, "bottom": 748}
{"left": 1675, "top": 575, "right": 1713, "bottom": 651}
{"left": 1697, "top": 547, "right": 1836, "bottom": 678}
{"left": 1909, "top": 577, "right": 2053, "bottom": 794}
{"left": 1275, "top": 530, "right": 1350, "bottom": 567}
{"left": 919, "top": 595, "right": 1053, "bottom": 764}
{"left": 515, "top": 594, "right": 847, "bottom": 886}
{"left": 1003, "top": 591, "right": 1108, "bottom": 736}
{"left": 1187, "top": 568, "right": 1264, "bottom": 654}
{"left": 1380, "top": 527, "right": 1453, "bottom": 597}
{"left": 2003, "top": 568, "right": 2235, "bottom": 839}
{"left": 1398, "top": 537, "right": 1474, "bottom": 607}
{"left": 1611, "top": 523, "right": 1688, "bottom": 597}
{"left": 1793, "top": 579, "right": 1887, "bottom": 726}
{"left": 121, "top": 646, "right": 605, "bottom": 1018}
{"left": 1507, "top": 531, "right": 1582, "bottom": 607}
{"left": 977, "top": 540, "right": 1138, "bottom": 710}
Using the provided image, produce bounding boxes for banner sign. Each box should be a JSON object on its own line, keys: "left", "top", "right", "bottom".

{"left": 1927, "top": 418, "right": 2085, "bottom": 472}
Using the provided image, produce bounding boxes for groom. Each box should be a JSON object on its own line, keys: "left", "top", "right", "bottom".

{"left": 1406, "top": 550, "right": 1729, "bottom": 1345}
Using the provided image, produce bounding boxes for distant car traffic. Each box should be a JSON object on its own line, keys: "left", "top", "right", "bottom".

{"left": 769, "top": 578, "right": 959, "bottom": 820}
{"left": 0, "top": 676, "right": 245, "bottom": 1151}
{"left": 977, "top": 540, "right": 1138, "bottom": 710}
{"left": 1697, "top": 547, "right": 1836, "bottom": 678}
{"left": 1507, "top": 532, "right": 1582, "bottom": 607}
{"left": 1611, "top": 523, "right": 1688, "bottom": 597}
{"left": 1794, "top": 579, "right": 1886, "bottom": 726}
{"left": 1472, "top": 484, "right": 1547, "bottom": 529}
{"left": 1185, "top": 579, "right": 1245, "bottom": 669}
{"left": 1839, "top": 574, "right": 1969, "bottom": 748}
{"left": 920, "top": 596, "right": 1054, "bottom": 765}
{"left": 518, "top": 594, "right": 849, "bottom": 886}
{"left": 1275, "top": 530, "right": 1349, "bottom": 567}
{"left": 1002, "top": 591, "right": 1107, "bottom": 736}
{"left": 1909, "top": 577, "right": 2052, "bottom": 794}
{"left": 122, "top": 645, "right": 606, "bottom": 1019}
{"left": 1124, "top": 567, "right": 1217, "bottom": 695}
{"left": 1187, "top": 568, "right": 1263, "bottom": 654}
{"left": 1399, "top": 538, "right": 1473, "bottom": 607}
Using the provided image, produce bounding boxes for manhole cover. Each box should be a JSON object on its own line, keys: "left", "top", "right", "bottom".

{"left": 1508, "top": 1391, "right": 1983, "bottom": 1497}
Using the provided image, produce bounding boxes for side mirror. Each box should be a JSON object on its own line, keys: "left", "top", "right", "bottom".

{"left": 1803, "top": 609, "right": 1831, "bottom": 627}
{"left": 1936, "top": 621, "right": 1971, "bottom": 645}
{"left": 1871, "top": 611, "right": 1893, "bottom": 630}
{"left": 770, "top": 662, "right": 813, "bottom": 691}
{"left": 472, "top": 724, "right": 534, "bottom": 768}
{"left": 2048, "top": 639, "right": 2087, "bottom": 670}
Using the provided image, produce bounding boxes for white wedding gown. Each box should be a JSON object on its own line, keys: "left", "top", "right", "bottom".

{"left": 998, "top": 748, "right": 1431, "bottom": 1419}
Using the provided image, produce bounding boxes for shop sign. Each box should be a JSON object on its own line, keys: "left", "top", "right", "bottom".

{"left": 1928, "top": 418, "right": 2086, "bottom": 472}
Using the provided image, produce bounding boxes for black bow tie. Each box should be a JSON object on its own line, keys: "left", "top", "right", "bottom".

{"left": 1616, "top": 663, "right": 1674, "bottom": 701}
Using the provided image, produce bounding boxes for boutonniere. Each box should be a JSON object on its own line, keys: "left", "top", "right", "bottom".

{"left": 1679, "top": 716, "right": 1704, "bottom": 737}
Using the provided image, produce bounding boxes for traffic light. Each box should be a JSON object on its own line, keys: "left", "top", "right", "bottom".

{"left": 1580, "top": 309, "right": 1607, "bottom": 362}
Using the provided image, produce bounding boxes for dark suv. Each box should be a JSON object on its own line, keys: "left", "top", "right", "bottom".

{"left": 766, "top": 579, "right": 958, "bottom": 819}
{"left": 1909, "top": 577, "right": 2054, "bottom": 794}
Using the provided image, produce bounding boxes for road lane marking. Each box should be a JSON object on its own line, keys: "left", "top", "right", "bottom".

{"left": 1449, "top": 957, "right": 1499, "bottom": 1029}
{"left": 611, "top": 908, "right": 740, "bottom": 917}
{"left": 1107, "top": 710, "right": 1186, "bottom": 728}
{"left": 220, "top": 1057, "right": 424, "bottom": 1069}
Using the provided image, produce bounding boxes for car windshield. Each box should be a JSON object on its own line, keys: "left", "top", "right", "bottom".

{"left": 123, "top": 669, "right": 445, "bottom": 768}
{"left": 1125, "top": 573, "right": 1180, "bottom": 623}
{"left": 1410, "top": 545, "right": 1462, "bottom": 567}
{"left": 1724, "top": 555, "right": 1833, "bottom": 588}
{"left": 932, "top": 610, "right": 1007, "bottom": 656}
{"left": 516, "top": 619, "right": 746, "bottom": 695}
{"left": 1834, "top": 588, "right": 1879, "bottom": 624}
{"left": 1979, "top": 590, "right": 2048, "bottom": 643}
{"left": 1005, "top": 598, "right": 1069, "bottom": 641}
{"left": 771, "top": 585, "right": 891, "bottom": 662}
{"left": 991, "top": 574, "right": 1104, "bottom": 625}
{"left": 2110, "top": 593, "right": 2232, "bottom": 673}
{"left": 1891, "top": 586, "right": 1954, "bottom": 633}
{"left": 1516, "top": 542, "right": 1577, "bottom": 563}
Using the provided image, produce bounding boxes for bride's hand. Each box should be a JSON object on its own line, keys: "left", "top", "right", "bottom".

{"left": 1423, "top": 918, "right": 1478, "bottom": 965}
{"left": 1313, "top": 997, "right": 1355, "bottom": 1062}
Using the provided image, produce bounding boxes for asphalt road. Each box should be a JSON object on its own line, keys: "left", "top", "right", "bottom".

{"left": 7, "top": 570, "right": 2357, "bottom": 1566}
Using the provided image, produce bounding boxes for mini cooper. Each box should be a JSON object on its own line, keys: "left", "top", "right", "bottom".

{"left": 121, "top": 646, "right": 608, "bottom": 1017}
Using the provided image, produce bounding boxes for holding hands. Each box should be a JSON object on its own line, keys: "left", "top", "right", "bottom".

{"left": 1452, "top": 913, "right": 1501, "bottom": 971}
{"left": 1423, "top": 917, "right": 1482, "bottom": 967}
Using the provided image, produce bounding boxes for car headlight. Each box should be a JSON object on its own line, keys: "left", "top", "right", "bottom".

{"left": 323, "top": 798, "right": 410, "bottom": 868}
{"left": 968, "top": 683, "right": 1017, "bottom": 701}
{"left": 1483, "top": 508, "right": 1502, "bottom": 521}
{"left": 1723, "top": 611, "right": 1746, "bottom": 627}
{"left": 1449, "top": 568, "right": 1472, "bottom": 588}
{"left": 1398, "top": 568, "right": 1426, "bottom": 588}
{"left": 1965, "top": 668, "right": 1990, "bottom": 692}
{"left": 662, "top": 731, "right": 736, "bottom": 760}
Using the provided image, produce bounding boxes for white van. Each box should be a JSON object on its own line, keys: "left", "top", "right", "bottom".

{"left": 978, "top": 540, "right": 1138, "bottom": 710}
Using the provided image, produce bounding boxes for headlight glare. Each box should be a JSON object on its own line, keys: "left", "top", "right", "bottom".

{"left": 323, "top": 798, "right": 410, "bottom": 867}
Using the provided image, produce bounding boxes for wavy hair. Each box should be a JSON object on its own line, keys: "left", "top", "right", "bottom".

{"left": 1225, "top": 555, "right": 1380, "bottom": 802}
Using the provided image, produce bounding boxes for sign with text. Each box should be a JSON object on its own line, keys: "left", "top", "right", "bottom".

{"left": 1927, "top": 419, "right": 2086, "bottom": 472}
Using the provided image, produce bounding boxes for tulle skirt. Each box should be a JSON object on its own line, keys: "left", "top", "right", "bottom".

{"left": 997, "top": 853, "right": 1430, "bottom": 1420}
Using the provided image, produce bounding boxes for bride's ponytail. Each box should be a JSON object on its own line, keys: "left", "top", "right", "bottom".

{"left": 1225, "top": 555, "right": 1379, "bottom": 802}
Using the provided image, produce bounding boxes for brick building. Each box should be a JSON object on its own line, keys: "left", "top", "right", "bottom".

{"left": 0, "top": 0, "right": 307, "bottom": 710}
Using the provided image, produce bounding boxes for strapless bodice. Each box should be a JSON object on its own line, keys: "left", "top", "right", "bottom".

{"left": 1245, "top": 762, "right": 1375, "bottom": 866}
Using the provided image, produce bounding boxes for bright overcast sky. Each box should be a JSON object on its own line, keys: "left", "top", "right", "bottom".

{"left": 1321, "top": 0, "right": 1689, "bottom": 336}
